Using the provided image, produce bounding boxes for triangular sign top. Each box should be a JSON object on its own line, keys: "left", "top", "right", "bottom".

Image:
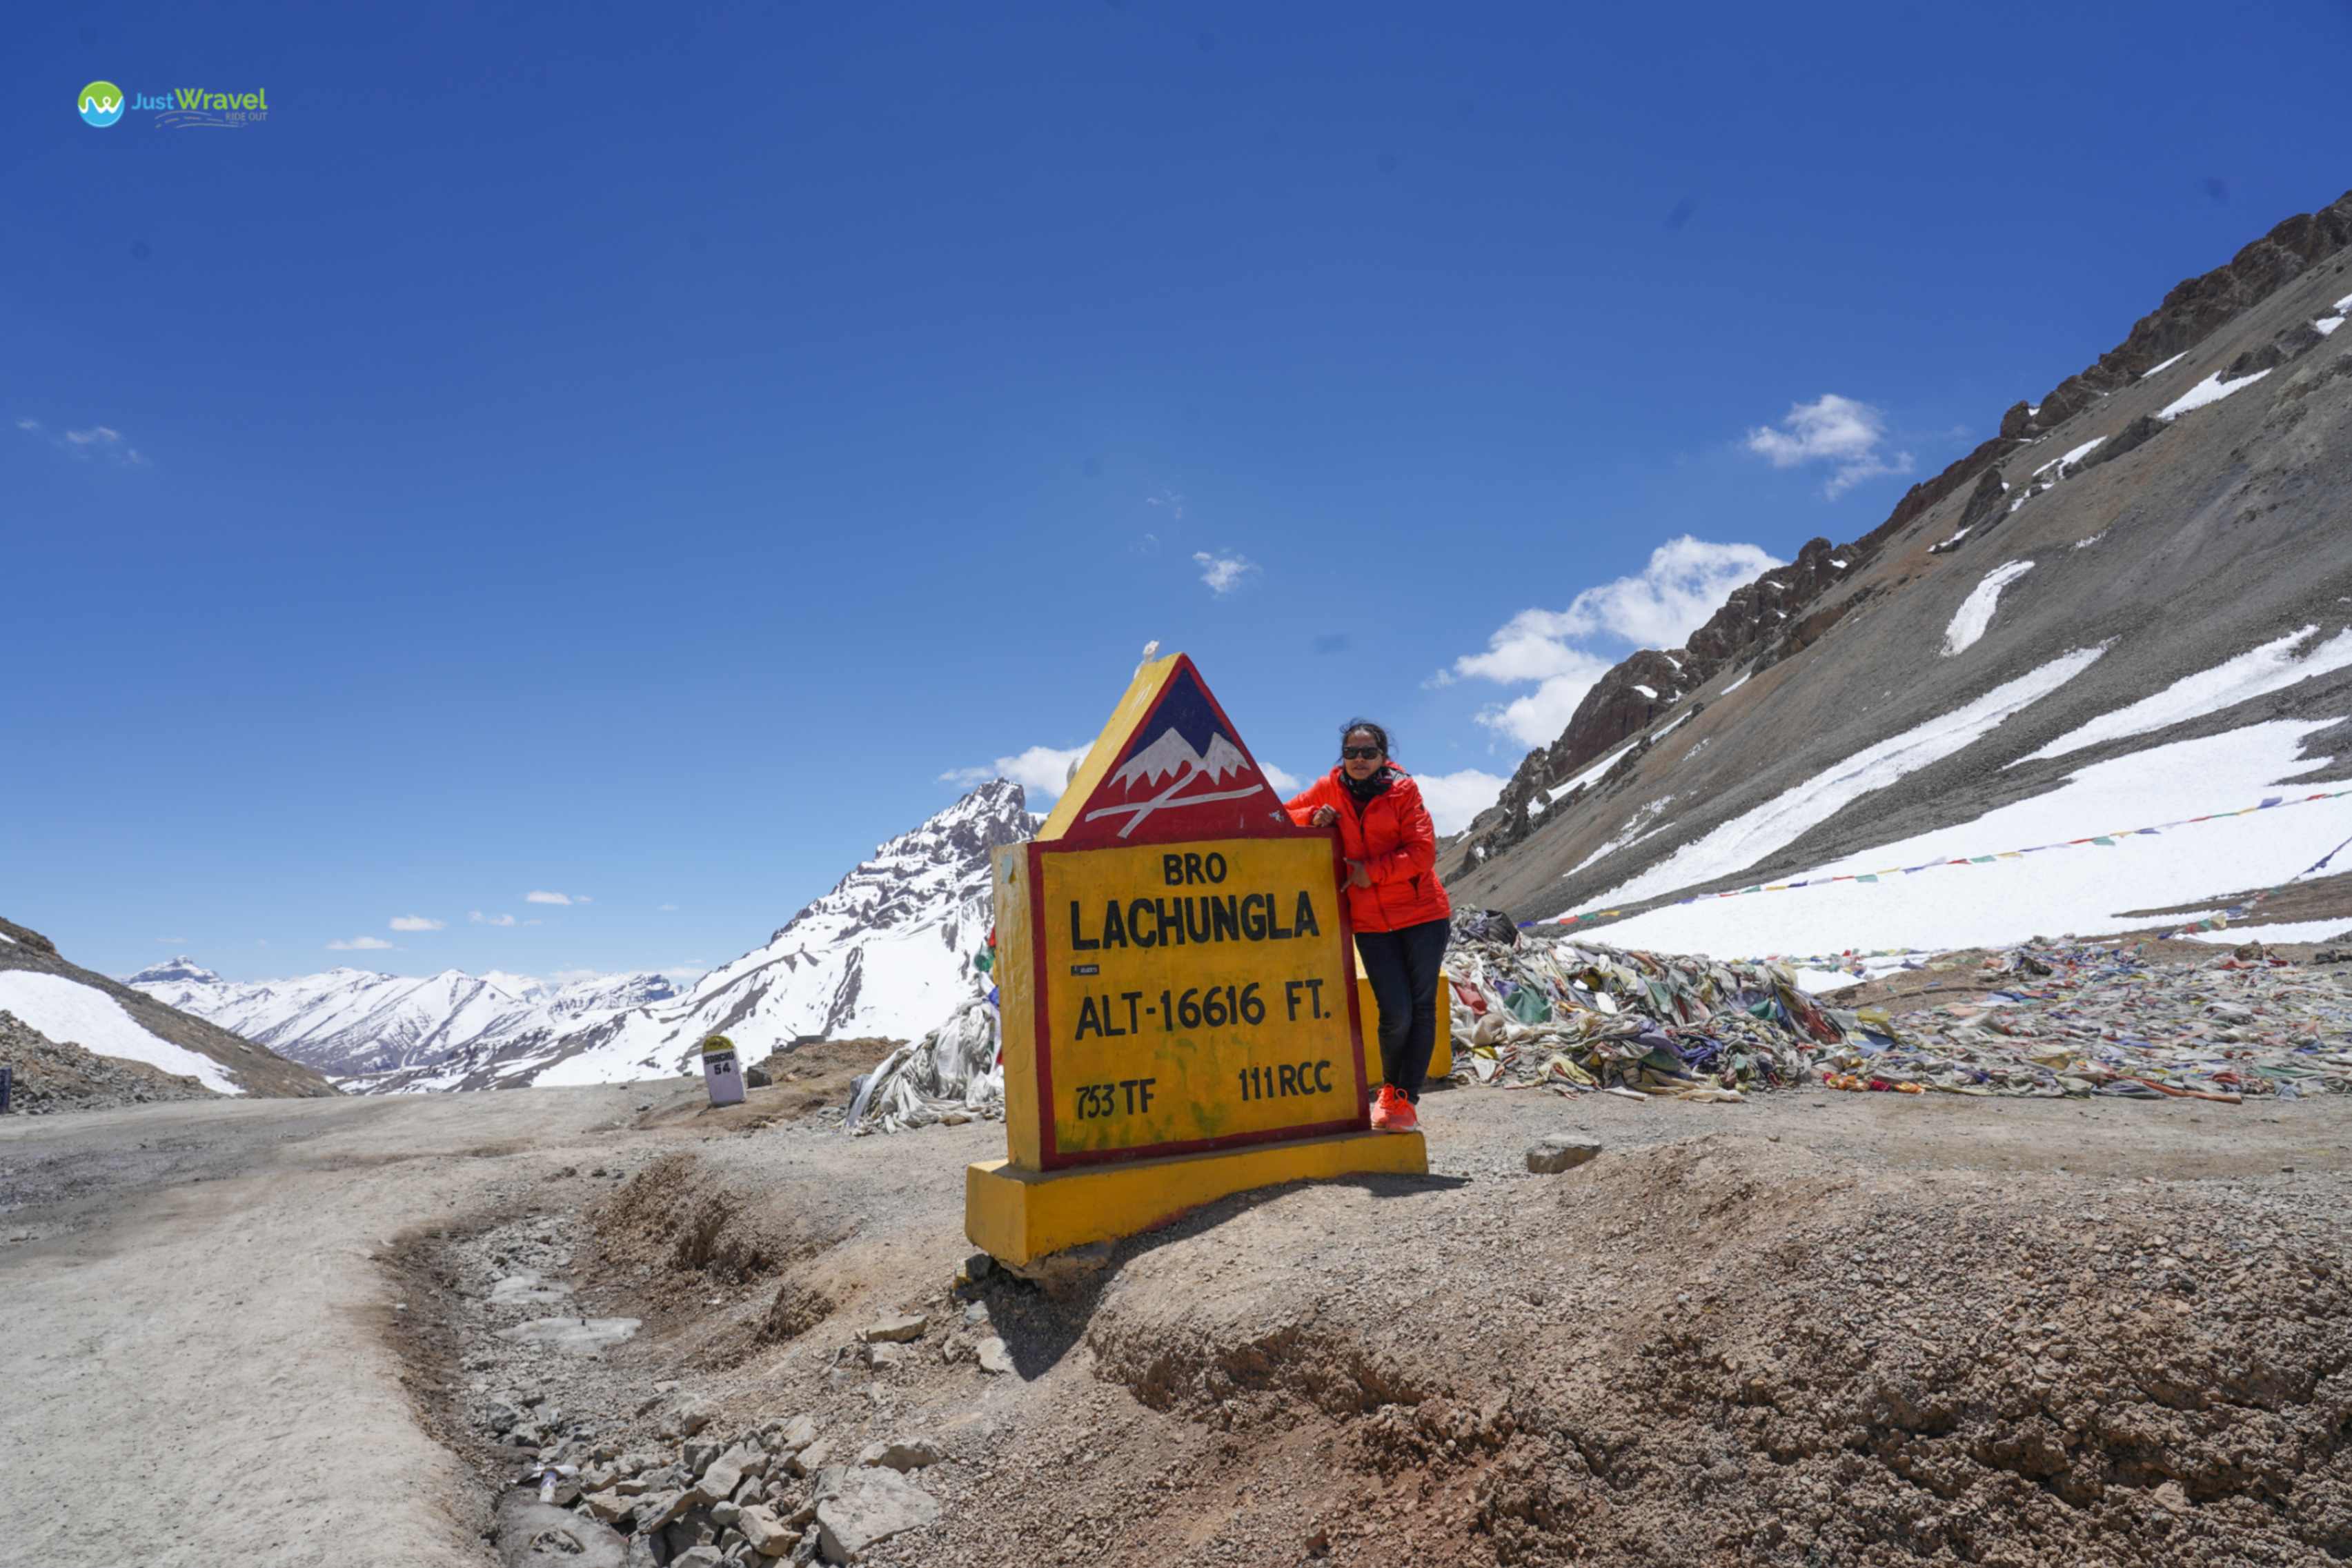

{"left": 1037, "top": 653, "right": 1294, "bottom": 846}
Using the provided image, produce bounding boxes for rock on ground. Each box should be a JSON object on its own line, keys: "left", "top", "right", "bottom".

{"left": 1525, "top": 1132, "right": 1602, "bottom": 1173}
{"left": 814, "top": 1466, "right": 940, "bottom": 1562}
{"left": 495, "top": 1487, "right": 629, "bottom": 1568}
{"left": 853, "top": 1436, "right": 942, "bottom": 1471}
{"left": 858, "top": 1313, "right": 926, "bottom": 1343}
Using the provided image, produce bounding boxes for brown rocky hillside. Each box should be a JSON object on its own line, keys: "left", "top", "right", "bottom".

{"left": 1445, "top": 188, "right": 2352, "bottom": 925}
{"left": 0, "top": 916, "right": 337, "bottom": 1101}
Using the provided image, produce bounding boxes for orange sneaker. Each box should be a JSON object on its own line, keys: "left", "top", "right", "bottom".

{"left": 1370, "top": 1085, "right": 1420, "bottom": 1133}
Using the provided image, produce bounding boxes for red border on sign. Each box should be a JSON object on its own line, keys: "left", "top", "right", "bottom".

{"left": 1031, "top": 828, "right": 1369, "bottom": 1171}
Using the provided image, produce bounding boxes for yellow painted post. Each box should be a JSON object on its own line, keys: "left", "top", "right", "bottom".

{"left": 992, "top": 843, "right": 1042, "bottom": 1171}
{"left": 1352, "top": 949, "right": 1454, "bottom": 1089}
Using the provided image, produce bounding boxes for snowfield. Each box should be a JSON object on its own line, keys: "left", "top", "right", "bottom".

{"left": 2183, "top": 919, "right": 2352, "bottom": 945}
{"left": 1572, "top": 720, "right": 2346, "bottom": 959}
{"left": 2021, "top": 624, "right": 2352, "bottom": 763}
{"left": 0, "top": 972, "right": 246, "bottom": 1095}
{"left": 1570, "top": 646, "right": 2106, "bottom": 915}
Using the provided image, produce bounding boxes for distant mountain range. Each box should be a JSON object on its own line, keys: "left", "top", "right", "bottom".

{"left": 124, "top": 958, "right": 682, "bottom": 1082}
{"left": 126, "top": 779, "right": 1034, "bottom": 1093}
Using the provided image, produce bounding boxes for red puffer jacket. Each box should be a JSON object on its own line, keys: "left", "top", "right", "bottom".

{"left": 1284, "top": 766, "right": 1453, "bottom": 934}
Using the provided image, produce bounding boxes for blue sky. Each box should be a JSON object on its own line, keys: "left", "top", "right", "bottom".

{"left": 8, "top": 3, "right": 2349, "bottom": 984}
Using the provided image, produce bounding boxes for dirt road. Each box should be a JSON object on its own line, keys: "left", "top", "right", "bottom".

{"left": 7, "top": 1080, "right": 2352, "bottom": 1567}
{"left": 0, "top": 1086, "right": 652, "bottom": 1568}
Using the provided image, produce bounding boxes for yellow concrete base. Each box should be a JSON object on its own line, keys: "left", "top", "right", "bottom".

{"left": 1354, "top": 973, "right": 1453, "bottom": 1082}
{"left": 965, "top": 1130, "right": 1429, "bottom": 1266}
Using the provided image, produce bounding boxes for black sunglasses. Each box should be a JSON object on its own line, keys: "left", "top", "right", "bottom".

{"left": 1341, "top": 745, "right": 1383, "bottom": 760}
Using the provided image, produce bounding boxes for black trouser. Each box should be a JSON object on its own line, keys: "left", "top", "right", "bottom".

{"left": 1358, "top": 917, "right": 1450, "bottom": 1102}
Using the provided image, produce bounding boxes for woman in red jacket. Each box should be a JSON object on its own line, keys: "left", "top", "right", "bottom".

{"left": 1285, "top": 720, "right": 1452, "bottom": 1133}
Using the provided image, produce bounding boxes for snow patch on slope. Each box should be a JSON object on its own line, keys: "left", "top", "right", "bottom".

{"left": 2021, "top": 625, "right": 2352, "bottom": 764}
{"left": 1571, "top": 720, "right": 2343, "bottom": 958}
{"left": 1944, "top": 561, "right": 2035, "bottom": 656}
{"left": 2160, "top": 368, "right": 2272, "bottom": 420}
{"left": 1568, "top": 797, "right": 1677, "bottom": 876}
{"left": 1571, "top": 646, "right": 2106, "bottom": 913}
{"left": 0, "top": 973, "right": 245, "bottom": 1094}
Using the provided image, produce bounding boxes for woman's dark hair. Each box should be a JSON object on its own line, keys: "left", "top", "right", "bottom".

{"left": 1338, "top": 718, "right": 1391, "bottom": 760}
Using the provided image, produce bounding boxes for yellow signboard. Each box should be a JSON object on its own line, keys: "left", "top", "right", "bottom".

{"left": 1002, "top": 834, "right": 1365, "bottom": 1168}
{"left": 971, "top": 651, "right": 1422, "bottom": 1262}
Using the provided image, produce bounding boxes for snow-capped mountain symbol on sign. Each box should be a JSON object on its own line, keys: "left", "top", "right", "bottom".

{"left": 1040, "top": 654, "right": 1295, "bottom": 847}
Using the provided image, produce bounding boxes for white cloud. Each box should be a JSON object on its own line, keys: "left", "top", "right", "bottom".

{"left": 326, "top": 935, "right": 395, "bottom": 951}
{"left": 1743, "top": 394, "right": 1913, "bottom": 497}
{"left": 1443, "top": 537, "right": 1781, "bottom": 748}
{"left": 1412, "top": 769, "right": 1510, "bottom": 835}
{"left": 17, "top": 419, "right": 148, "bottom": 466}
{"left": 941, "top": 743, "right": 1091, "bottom": 803}
{"left": 1192, "top": 550, "right": 1258, "bottom": 595}
{"left": 1145, "top": 489, "right": 1187, "bottom": 521}
{"left": 388, "top": 915, "right": 445, "bottom": 933}
{"left": 1260, "top": 762, "right": 1302, "bottom": 794}
{"left": 469, "top": 911, "right": 518, "bottom": 927}
{"left": 658, "top": 903, "right": 679, "bottom": 913}
{"left": 524, "top": 891, "right": 575, "bottom": 906}
{"left": 1479, "top": 675, "right": 1610, "bottom": 748}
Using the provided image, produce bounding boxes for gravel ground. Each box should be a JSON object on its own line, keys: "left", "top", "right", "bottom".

{"left": 409, "top": 1080, "right": 2352, "bottom": 1568}
{"left": 8, "top": 1071, "right": 2351, "bottom": 1567}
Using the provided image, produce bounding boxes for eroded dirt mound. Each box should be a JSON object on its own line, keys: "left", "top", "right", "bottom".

{"left": 1063, "top": 1135, "right": 2352, "bottom": 1567}
{"left": 597, "top": 1152, "right": 788, "bottom": 1291}
{"left": 588, "top": 1150, "right": 859, "bottom": 1364}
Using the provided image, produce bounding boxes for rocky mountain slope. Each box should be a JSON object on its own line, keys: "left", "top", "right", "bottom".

{"left": 1447, "top": 188, "right": 2352, "bottom": 952}
{"left": 0, "top": 917, "right": 336, "bottom": 1099}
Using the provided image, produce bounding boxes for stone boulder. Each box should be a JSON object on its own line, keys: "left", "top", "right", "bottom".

{"left": 493, "top": 1487, "right": 629, "bottom": 1568}
{"left": 814, "top": 1466, "right": 940, "bottom": 1563}
{"left": 1525, "top": 1134, "right": 1602, "bottom": 1174}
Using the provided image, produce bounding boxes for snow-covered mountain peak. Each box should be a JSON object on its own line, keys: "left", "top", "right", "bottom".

{"left": 478, "top": 970, "right": 549, "bottom": 1000}
{"left": 766, "top": 779, "right": 1031, "bottom": 944}
{"left": 128, "top": 955, "right": 221, "bottom": 986}
{"left": 544, "top": 971, "right": 681, "bottom": 1018}
{"left": 130, "top": 781, "right": 1032, "bottom": 1093}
